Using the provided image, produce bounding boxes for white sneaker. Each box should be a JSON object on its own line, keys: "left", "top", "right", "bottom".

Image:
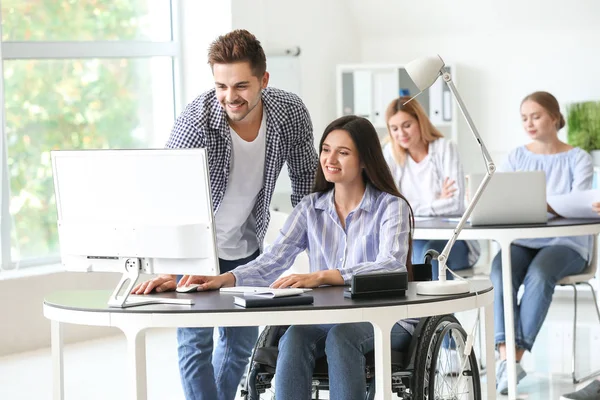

{"left": 496, "top": 360, "right": 527, "bottom": 395}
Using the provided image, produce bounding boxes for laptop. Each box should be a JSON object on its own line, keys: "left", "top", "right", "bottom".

{"left": 466, "top": 171, "right": 547, "bottom": 226}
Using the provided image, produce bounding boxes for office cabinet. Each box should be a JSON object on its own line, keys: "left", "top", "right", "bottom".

{"left": 336, "top": 64, "right": 458, "bottom": 142}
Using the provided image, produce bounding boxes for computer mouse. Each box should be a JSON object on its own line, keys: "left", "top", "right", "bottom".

{"left": 176, "top": 284, "right": 202, "bottom": 293}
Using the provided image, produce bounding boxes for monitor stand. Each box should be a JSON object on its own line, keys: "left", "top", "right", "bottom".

{"left": 108, "top": 258, "right": 194, "bottom": 308}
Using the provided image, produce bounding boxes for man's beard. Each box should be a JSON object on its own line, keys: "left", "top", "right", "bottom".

{"left": 226, "top": 96, "right": 259, "bottom": 122}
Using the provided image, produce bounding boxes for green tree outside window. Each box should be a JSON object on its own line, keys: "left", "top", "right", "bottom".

{"left": 1, "top": 0, "right": 172, "bottom": 264}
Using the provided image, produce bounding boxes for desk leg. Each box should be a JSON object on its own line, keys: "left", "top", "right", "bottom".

{"left": 484, "top": 302, "right": 496, "bottom": 400}
{"left": 500, "top": 240, "right": 518, "bottom": 400}
{"left": 124, "top": 328, "right": 147, "bottom": 400}
{"left": 371, "top": 317, "right": 395, "bottom": 400}
{"left": 51, "top": 320, "right": 64, "bottom": 400}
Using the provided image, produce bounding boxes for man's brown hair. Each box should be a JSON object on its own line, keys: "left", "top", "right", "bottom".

{"left": 207, "top": 29, "right": 267, "bottom": 77}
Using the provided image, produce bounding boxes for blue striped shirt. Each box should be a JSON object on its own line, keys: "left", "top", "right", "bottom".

{"left": 231, "top": 184, "right": 419, "bottom": 333}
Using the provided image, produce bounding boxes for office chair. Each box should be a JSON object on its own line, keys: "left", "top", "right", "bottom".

{"left": 557, "top": 235, "right": 600, "bottom": 383}
{"left": 241, "top": 262, "right": 482, "bottom": 400}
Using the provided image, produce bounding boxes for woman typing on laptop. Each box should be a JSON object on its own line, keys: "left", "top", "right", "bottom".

{"left": 492, "top": 91, "right": 593, "bottom": 394}
{"left": 134, "top": 115, "right": 418, "bottom": 400}
{"left": 382, "top": 96, "right": 480, "bottom": 281}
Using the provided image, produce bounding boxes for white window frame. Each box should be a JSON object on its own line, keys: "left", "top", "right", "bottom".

{"left": 0, "top": 0, "right": 184, "bottom": 270}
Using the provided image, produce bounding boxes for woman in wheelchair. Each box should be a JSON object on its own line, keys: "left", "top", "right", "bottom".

{"left": 184, "top": 115, "right": 419, "bottom": 399}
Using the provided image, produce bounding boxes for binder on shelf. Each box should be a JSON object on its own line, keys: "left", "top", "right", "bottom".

{"left": 428, "top": 78, "right": 444, "bottom": 125}
{"left": 443, "top": 90, "right": 452, "bottom": 121}
{"left": 233, "top": 294, "right": 314, "bottom": 308}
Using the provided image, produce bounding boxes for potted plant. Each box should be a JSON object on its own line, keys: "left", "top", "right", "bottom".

{"left": 567, "top": 101, "right": 600, "bottom": 165}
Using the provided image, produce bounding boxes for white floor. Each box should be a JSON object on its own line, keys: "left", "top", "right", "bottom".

{"left": 1, "top": 292, "right": 599, "bottom": 400}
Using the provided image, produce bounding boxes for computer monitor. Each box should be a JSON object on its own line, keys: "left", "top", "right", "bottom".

{"left": 51, "top": 148, "right": 220, "bottom": 308}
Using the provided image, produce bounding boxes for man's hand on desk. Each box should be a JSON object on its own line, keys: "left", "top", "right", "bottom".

{"left": 131, "top": 274, "right": 177, "bottom": 295}
{"left": 131, "top": 273, "right": 237, "bottom": 294}
{"left": 593, "top": 202, "right": 600, "bottom": 215}
{"left": 179, "top": 273, "right": 236, "bottom": 291}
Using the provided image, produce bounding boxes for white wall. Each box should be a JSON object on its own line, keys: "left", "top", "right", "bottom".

{"left": 231, "top": 0, "right": 362, "bottom": 146}
{"left": 353, "top": 0, "right": 600, "bottom": 173}
{"left": 0, "top": 271, "right": 121, "bottom": 356}
{"left": 178, "top": 0, "right": 232, "bottom": 106}
{"left": 231, "top": 0, "right": 600, "bottom": 173}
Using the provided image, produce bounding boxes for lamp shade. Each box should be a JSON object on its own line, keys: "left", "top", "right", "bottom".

{"left": 405, "top": 55, "right": 445, "bottom": 91}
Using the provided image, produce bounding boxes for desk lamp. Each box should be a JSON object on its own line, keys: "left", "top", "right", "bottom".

{"left": 404, "top": 55, "right": 496, "bottom": 295}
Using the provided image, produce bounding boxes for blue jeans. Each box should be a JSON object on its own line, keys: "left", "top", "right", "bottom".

{"left": 275, "top": 322, "right": 412, "bottom": 400}
{"left": 177, "top": 251, "right": 259, "bottom": 400}
{"left": 491, "top": 244, "right": 586, "bottom": 351}
{"left": 413, "top": 239, "right": 471, "bottom": 280}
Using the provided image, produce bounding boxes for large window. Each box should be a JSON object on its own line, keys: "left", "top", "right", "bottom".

{"left": 0, "top": 0, "right": 180, "bottom": 270}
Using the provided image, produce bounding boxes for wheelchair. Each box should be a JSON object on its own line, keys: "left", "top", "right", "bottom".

{"left": 240, "top": 262, "right": 483, "bottom": 400}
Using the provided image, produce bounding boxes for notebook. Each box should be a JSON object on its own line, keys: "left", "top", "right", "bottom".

{"left": 466, "top": 171, "right": 547, "bottom": 226}
{"left": 233, "top": 294, "right": 314, "bottom": 308}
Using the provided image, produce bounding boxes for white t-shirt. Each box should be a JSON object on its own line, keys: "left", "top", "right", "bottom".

{"left": 384, "top": 138, "right": 481, "bottom": 267}
{"left": 400, "top": 154, "right": 438, "bottom": 212}
{"left": 215, "top": 112, "right": 267, "bottom": 260}
{"left": 384, "top": 138, "right": 464, "bottom": 216}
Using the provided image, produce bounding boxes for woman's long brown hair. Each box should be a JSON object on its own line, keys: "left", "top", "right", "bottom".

{"left": 312, "top": 115, "right": 415, "bottom": 279}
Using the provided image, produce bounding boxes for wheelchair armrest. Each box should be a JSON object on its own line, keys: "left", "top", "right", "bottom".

{"left": 257, "top": 325, "right": 290, "bottom": 348}
{"left": 253, "top": 346, "right": 279, "bottom": 370}
{"left": 412, "top": 262, "right": 433, "bottom": 282}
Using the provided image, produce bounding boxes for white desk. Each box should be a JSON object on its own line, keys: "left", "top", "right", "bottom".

{"left": 44, "top": 281, "right": 495, "bottom": 400}
{"left": 414, "top": 217, "right": 600, "bottom": 400}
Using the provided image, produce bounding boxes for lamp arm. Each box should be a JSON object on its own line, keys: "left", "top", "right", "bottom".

{"left": 436, "top": 72, "right": 496, "bottom": 282}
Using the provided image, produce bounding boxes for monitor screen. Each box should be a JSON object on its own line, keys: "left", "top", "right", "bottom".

{"left": 51, "top": 148, "right": 220, "bottom": 277}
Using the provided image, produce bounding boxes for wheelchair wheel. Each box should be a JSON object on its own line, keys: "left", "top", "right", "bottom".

{"left": 242, "top": 326, "right": 288, "bottom": 400}
{"left": 412, "top": 315, "right": 481, "bottom": 400}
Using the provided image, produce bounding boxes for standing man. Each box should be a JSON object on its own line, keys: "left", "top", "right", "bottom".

{"left": 132, "top": 29, "right": 317, "bottom": 399}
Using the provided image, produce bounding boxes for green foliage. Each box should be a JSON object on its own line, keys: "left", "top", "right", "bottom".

{"left": 1, "top": 0, "right": 160, "bottom": 41}
{"left": 1, "top": 1, "right": 160, "bottom": 263}
{"left": 567, "top": 101, "right": 600, "bottom": 153}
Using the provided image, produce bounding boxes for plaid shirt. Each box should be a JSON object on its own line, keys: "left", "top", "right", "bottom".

{"left": 166, "top": 87, "right": 318, "bottom": 250}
